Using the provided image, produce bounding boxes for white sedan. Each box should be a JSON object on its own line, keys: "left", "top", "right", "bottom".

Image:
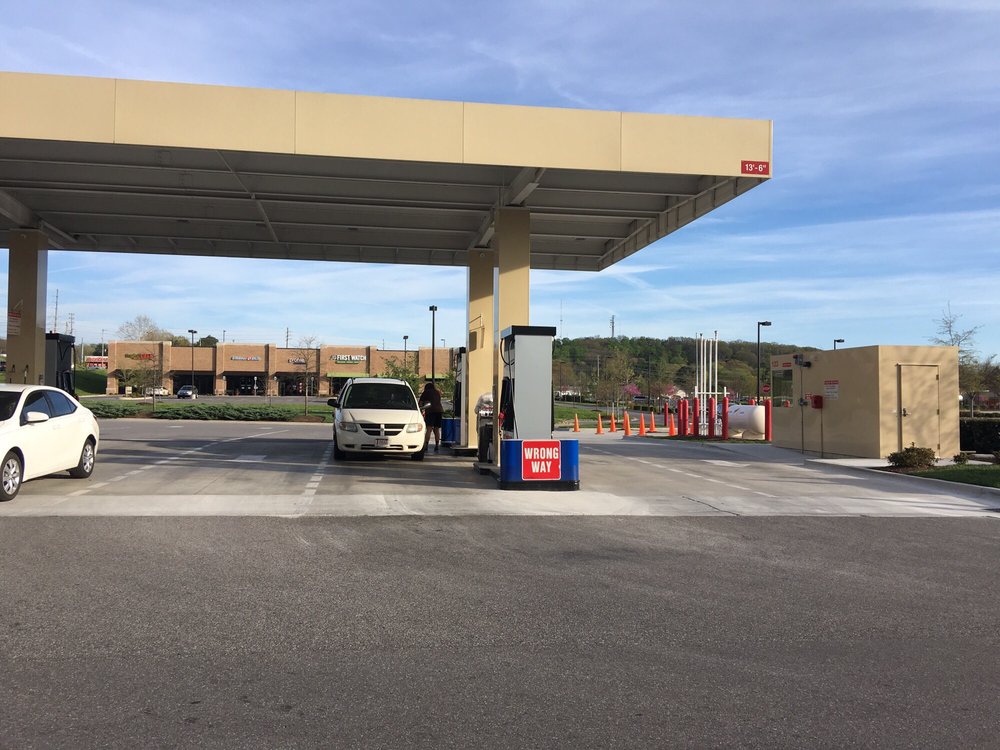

{"left": 0, "top": 384, "right": 100, "bottom": 501}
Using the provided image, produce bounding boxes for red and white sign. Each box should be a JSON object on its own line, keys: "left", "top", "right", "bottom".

{"left": 522, "top": 440, "right": 561, "bottom": 481}
{"left": 741, "top": 160, "right": 770, "bottom": 176}
{"left": 824, "top": 380, "right": 840, "bottom": 400}
{"left": 762, "top": 384, "right": 771, "bottom": 394}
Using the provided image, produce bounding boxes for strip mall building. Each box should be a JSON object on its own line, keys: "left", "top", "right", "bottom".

{"left": 107, "top": 341, "right": 455, "bottom": 396}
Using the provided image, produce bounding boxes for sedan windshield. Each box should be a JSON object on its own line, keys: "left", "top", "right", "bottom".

{"left": 0, "top": 393, "right": 20, "bottom": 422}
{"left": 343, "top": 383, "right": 417, "bottom": 410}
{"left": 0, "top": 393, "right": 21, "bottom": 422}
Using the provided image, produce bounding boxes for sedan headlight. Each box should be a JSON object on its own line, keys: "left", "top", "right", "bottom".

{"left": 405, "top": 423, "right": 424, "bottom": 433}
{"left": 338, "top": 420, "right": 359, "bottom": 432}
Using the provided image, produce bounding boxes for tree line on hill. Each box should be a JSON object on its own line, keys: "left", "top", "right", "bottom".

{"left": 551, "top": 335, "right": 810, "bottom": 403}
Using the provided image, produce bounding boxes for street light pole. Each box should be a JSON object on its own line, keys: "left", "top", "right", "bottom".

{"left": 834, "top": 338, "right": 845, "bottom": 350}
{"left": 187, "top": 329, "right": 197, "bottom": 389}
{"left": 428, "top": 306, "right": 438, "bottom": 387}
{"left": 403, "top": 335, "right": 409, "bottom": 372}
{"left": 756, "top": 321, "right": 771, "bottom": 401}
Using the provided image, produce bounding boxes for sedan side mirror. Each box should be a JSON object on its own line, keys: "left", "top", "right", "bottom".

{"left": 23, "top": 411, "right": 50, "bottom": 425}
{"left": 327, "top": 398, "right": 339, "bottom": 408}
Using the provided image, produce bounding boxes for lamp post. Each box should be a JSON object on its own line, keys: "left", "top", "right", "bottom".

{"left": 187, "top": 328, "right": 197, "bottom": 388}
{"left": 756, "top": 321, "right": 771, "bottom": 401}
{"left": 428, "top": 306, "right": 438, "bottom": 386}
{"left": 833, "top": 338, "right": 845, "bottom": 350}
{"left": 403, "top": 335, "right": 409, "bottom": 372}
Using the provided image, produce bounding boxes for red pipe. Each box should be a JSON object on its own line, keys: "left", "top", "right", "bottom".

{"left": 764, "top": 398, "right": 773, "bottom": 442}
{"left": 708, "top": 397, "right": 717, "bottom": 438}
{"left": 722, "top": 396, "right": 730, "bottom": 441}
{"left": 692, "top": 397, "right": 700, "bottom": 436}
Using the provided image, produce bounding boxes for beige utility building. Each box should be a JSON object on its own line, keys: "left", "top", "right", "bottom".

{"left": 1, "top": 71, "right": 771, "bottom": 449}
{"left": 770, "top": 346, "right": 959, "bottom": 459}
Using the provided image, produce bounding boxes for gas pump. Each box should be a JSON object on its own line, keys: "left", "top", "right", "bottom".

{"left": 479, "top": 325, "right": 579, "bottom": 490}
{"left": 45, "top": 332, "right": 77, "bottom": 396}
{"left": 452, "top": 346, "right": 473, "bottom": 453}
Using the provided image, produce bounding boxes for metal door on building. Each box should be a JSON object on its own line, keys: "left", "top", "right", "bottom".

{"left": 897, "top": 364, "right": 941, "bottom": 453}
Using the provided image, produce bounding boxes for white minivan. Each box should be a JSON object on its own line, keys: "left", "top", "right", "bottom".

{"left": 329, "top": 378, "right": 426, "bottom": 461}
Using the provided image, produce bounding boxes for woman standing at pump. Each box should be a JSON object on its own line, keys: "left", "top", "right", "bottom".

{"left": 419, "top": 382, "right": 444, "bottom": 453}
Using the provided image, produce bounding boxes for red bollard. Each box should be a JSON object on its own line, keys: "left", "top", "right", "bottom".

{"left": 708, "top": 397, "right": 717, "bottom": 438}
{"left": 722, "top": 396, "right": 730, "bottom": 441}
{"left": 692, "top": 397, "right": 701, "bottom": 436}
{"left": 679, "top": 400, "right": 688, "bottom": 436}
{"left": 764, "top": 398, "right": 773, "bottom": 442}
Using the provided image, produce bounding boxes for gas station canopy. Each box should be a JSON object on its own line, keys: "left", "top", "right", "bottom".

{"left": 0, "top": 72, "right": 771, "bottom": 272}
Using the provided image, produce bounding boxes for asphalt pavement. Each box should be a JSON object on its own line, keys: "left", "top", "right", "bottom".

{"left": 1, "top": 420, "right": 998, "bottom": 748}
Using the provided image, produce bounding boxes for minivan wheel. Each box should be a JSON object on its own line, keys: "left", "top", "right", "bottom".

{"left": 1, "top": 451, "right": 23, "bottom": 501}
{"left": 69, "top": 439, "right": 96, "bottom": 479}
{"left": 332, "top": 436, "right": 346, "bottom": 460}
{"left": 411, "top": 449, "right": 425, "bottom": 461}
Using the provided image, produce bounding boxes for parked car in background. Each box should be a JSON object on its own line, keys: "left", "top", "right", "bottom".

{"left": 177, "top": 385, "right": 198, "bottom": 399}
{"left": 144, "top": 386, "right": 169, "bottom": 397}
{"left": 0, "top": 384, "right": 100, "bottom": 501}
{"left": 328, "top": 378, "right": 426, "bottom": 461}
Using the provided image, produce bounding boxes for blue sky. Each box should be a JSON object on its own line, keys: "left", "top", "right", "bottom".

{"left": 2, "top": 0, "right": 998, "bottom": 356}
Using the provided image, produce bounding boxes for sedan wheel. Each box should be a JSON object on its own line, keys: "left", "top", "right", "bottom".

{"left": 1, "top": 451, "right": 23, "bottom": 501}
{"left": 69, "top": 439, "right": 96, "bottom": 479}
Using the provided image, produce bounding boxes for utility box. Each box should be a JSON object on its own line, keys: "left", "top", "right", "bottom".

{"left": 770, "top": 345, "right": 959, "bottom": 459}
{"left": 45, "top": 333, "right": 77, "bottom": 395}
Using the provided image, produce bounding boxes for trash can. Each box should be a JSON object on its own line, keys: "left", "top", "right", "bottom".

{"left": 441, "top": 417, "right": 459, "bottom": 445}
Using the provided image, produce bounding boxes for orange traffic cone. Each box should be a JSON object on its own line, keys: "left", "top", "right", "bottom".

{"left": 648, "top": 410, "right": 657, "bottom": 433}
{"left": 639, "top": 414, "right": 647, "bottom": 436}
{"left": 623, "top": 412, "right": 632, "bottom": 436}
{"left": 669, "top": 413, "right": 677, "bottom": 436}
{"left": 573, "top": 413, "right": 580, "bottom": 433}
{"left": 610, "top": 413, "right": 617, "bottom": 433}
{"left": 596, "top": 414, "right": 604, "bottom": 434}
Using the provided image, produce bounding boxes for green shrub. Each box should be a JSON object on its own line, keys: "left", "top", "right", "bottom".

{"left": 959, "top": 418, "right": 1000, "bottom": 452}
{"left": 952, "top": 452, "right": 970, "bottom": 465}
{"left": 151, "top": 404, "right": 296, "bottom": 421}
{"left": 887, "top": 444, "right": 938, "bottom": 470}
{"left": 88, "top": 401, "right": 141, "bottom": 418}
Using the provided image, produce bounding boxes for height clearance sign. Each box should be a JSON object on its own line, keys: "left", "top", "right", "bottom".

{"left": 521, "top": 440, "right": 561, "bottom": 481}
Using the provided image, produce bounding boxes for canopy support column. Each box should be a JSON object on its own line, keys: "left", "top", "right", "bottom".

{"left": 6, "top": 229, "right": 48, "bottom": 385}
{"left": 493, "top": 207, "right": 531, "bottom": 463}
{"left": 465, "top": 249, "right": 496, "bottom": 452}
